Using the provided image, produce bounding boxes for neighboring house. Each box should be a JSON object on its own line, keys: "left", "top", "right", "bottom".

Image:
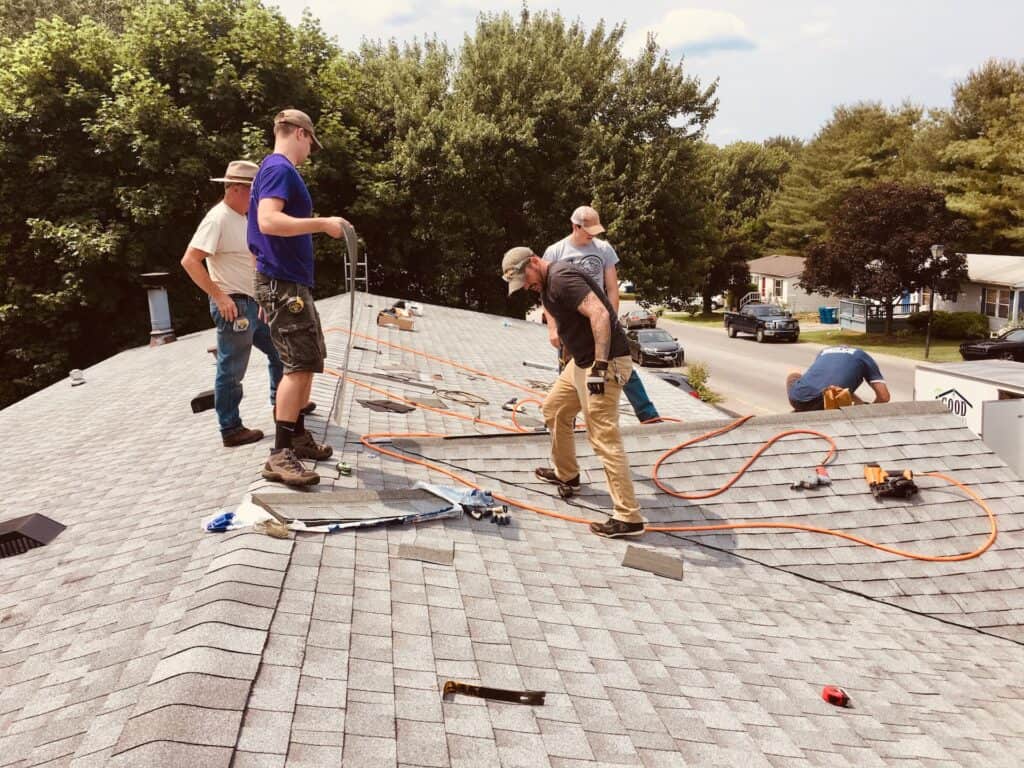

{"left": 929, "top": 253, "right": 1024, "bottom": 333}
{"left": 747, "top": 254, "right": 835, "bottom": 313}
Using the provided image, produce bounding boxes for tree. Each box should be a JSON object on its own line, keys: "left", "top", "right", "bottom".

{"left": 365, "top": 9, "right": 719, "bottom": 315}
{"left": 766, "top": 102, "right": 922, "bottom": 249}
{"left": 929, "top": 59, "right": 1024, "bottom": 252}
{"left": 801, "top": 183, "right": 968, "bottom": 335}
{"left": 0, "top": 0, "right": 338, "bottom": 408}
{"left": 703, "top": 139, "right": 796, "bottom": 311}
{"left": 1, "top": 0, "right": 130, "bottom": 39}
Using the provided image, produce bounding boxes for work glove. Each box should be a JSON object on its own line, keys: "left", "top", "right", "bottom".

{"left": 587, "top": 360, "right": 608, "bottom": 396}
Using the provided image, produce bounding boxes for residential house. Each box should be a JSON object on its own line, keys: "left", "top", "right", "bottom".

{"left": 930, "top": 253, "right": 1024, "bottom": 333}
{"left": 747, "top": 254, "right": 835, "bottom": 313}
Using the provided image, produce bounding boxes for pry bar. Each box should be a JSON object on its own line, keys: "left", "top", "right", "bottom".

{"left": 442, "top": 680, "right": 545, "bottom": 706}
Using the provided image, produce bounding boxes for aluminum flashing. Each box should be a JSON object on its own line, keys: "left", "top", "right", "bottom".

{"left": 0, "top": 513, "right": 65, "bottom": 558}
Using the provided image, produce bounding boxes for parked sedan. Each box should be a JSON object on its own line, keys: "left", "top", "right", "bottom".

{"left": 627, "top": 328, "right": 684, "bottom": 366}
{"left": 620, "top": 308, "right": 657, "bottom": 330}
{"left": 960, "top": 328, "right": 1024, "bottom": 361}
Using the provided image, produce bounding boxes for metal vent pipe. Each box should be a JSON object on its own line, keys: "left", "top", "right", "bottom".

{"left": 140, "top": 272, "right": 176, "bottom": 346}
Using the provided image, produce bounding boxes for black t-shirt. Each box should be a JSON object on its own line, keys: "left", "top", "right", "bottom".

{"left": 542, "top": 261, "right": 629, "bottom": 369}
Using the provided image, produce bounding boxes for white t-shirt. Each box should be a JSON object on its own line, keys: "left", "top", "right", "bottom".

{"left": 188, "top": 201, "right": 254, "bottom": 296}
{"left": 541, "top": 236, "right": 619, "bottom": 291}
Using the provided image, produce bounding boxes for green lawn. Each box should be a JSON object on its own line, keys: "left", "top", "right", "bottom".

{"left": 660, "top": 311, "right": 725, "bottom": 325}
{"left": 799, "top": 328, "right": 964, "bottom": 362}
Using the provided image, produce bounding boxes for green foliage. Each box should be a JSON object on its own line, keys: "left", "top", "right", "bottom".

{"left": 766, "top": 102, "right": 922, "bottom": 249}
{"left": 801, "top": 182, "right": 969, "bottom": 335}
{"left": 0, "top": 3, "right": 720, "bottom": 408}
{"left": 930, "top": 60, "right": 1024, "bottom": 251}
{"left": 701, "top": 139, "right": 796, "bottom": 310}
{"left": 906, "top": 310, "right": 989, "bottom": 340}
{"left": 684, "top": 360, "right": 720, "bottom": 403}
{"left": 0, "top": 0, "right": 333, "bottom": 407}
{"left": 0, "top": 0, "right": 130, "bottom": 38}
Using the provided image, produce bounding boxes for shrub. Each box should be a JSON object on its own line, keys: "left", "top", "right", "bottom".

{"left": 685, "top": 361, "right": 722, "bottom": 403}
{"left": 907, "top": 311, "right": 989, "bottom": 340}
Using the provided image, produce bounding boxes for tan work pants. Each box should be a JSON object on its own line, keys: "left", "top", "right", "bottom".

{"left": 541, "top": 356, "right": 643, "bottom": 524}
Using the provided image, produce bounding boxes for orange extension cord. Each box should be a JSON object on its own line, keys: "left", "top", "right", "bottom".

{"left": 325, "top": 326, "right": 998, "bottom": 563}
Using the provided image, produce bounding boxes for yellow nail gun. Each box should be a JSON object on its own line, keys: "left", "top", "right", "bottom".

{"left": 864, "top": 463, "right": 918, "bottom": 499}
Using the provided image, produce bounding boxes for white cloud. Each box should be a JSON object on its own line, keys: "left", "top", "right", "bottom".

{"left": 625, "top": 8, "right": 755, "bottom": 57}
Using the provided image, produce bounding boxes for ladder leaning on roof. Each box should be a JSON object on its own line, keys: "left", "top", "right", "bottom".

{"left": 330, "top": 222, "right": 365, "bottom": 427}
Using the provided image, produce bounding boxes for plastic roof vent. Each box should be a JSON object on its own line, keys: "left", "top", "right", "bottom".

{"left": 0, "top": 514, "right": 65, "bottom": 558}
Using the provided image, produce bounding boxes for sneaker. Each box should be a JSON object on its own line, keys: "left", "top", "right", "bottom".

{"left": 590, "top": 518, "right": 645, "bottom": 538}
{"left": 262, "top": 449, "right": 320, "bottom": 486}
{"left": 222, "top": 426, "right": 264, "bottom": 447}
{"left": 301, "top": 401, "right": 317, "bottom": 415}
{"left": 292, "top": 430, "right": 334, "bottom": 461}
{"left": 534, "top": 467, "right": 580, "bottom": 489}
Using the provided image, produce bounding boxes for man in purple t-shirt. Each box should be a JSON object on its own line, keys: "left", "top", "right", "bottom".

{"left": 249, "top": 109, "right": 349, "bottom": 486}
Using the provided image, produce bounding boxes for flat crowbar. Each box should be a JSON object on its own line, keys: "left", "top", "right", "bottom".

{"left": 442, "top": 680, "right": 545, "bottom": 705}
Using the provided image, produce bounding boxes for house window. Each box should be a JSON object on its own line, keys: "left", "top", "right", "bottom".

{"left": 773, "top": 279, "right": 783, "bottom": 297}
{"left": 982, "top": 287, "right": 1010, "bottom": 319}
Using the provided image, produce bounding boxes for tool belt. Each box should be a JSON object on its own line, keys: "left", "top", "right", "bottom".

{"left": 823, "top": 385, "right": 853, "bottom": 410}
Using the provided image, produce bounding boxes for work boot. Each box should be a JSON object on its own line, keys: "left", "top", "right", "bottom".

{"left": 292, "top": 430, "right": 334, "bottom": 461}
{"left": 262, "top": 449, "right": 320, "bottom": 486}
{"left": 590, "top": 518, "right": 645, "bottom": 539}
{"left": 222, "top": 426, "right": 264, "bottom": 447}
{"left": 534, "top": 467, "right": 580, "bottom": 489}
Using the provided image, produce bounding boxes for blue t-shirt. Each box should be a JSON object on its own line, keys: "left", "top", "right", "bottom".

{"left": 247, "top": 153, "right": 315, "bottom": 287}
{"left": 789, "top": 346, "right": 885, "bottom": 403}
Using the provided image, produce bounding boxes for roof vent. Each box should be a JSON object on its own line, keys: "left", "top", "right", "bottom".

{"left": 0, "top": 514, "right": 65, "bottom": 558}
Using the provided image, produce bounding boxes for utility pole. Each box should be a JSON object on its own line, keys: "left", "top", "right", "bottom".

{"left": 924, "top": 244, "right": 944, "bottom": 360}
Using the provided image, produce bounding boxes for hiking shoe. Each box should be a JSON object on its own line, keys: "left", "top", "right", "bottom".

{"left": 222, "top": 426, "right": 264, "bottom": 447}
{"left": 262, "top": 449, "right": 320, "bottom": 486}
{"left": 535, "top": 467, "right": 580, "bottom": 489}
{"left": 590, "top": 518, "right": 645, "bottom": 538}
{"left": 301, "top": 401, "right": 317, "bottom": 415}
{"left": 292, "top": 430, "right": 334, "bottom": 461}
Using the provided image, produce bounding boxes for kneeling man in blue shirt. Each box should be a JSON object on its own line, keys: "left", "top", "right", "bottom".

{"left": 786, "top": 346, "right": 891, "bottom": 411}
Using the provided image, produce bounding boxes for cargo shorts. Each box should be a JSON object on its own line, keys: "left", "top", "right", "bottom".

{"left": 253, "top": 273, "right": 327, "bottom": 374}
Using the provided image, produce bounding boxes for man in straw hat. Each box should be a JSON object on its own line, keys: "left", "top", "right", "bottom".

{"left": 181, "top": 160, "right": 283, "bottom": 448}
{"left": 502, "top": 246, "right": 646, "bottom": 538}
{"left": 249, "top": 108, "right": 349, "bottom": 486}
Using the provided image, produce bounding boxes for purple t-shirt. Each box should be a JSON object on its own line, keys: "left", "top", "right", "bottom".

{"left": 247, "top": 154, "right": 315, "bottom": 287}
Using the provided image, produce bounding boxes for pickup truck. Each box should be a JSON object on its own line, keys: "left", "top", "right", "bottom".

{"left": 724, "top": 304, "right": 800, "bottom": 342}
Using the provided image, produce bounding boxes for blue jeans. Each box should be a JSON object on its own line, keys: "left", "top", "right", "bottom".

{"left": 210, "top": 295, "right": 283, "bottom": 434}
{"left": 623, "top": 369, "right": 658, "bottom": 422}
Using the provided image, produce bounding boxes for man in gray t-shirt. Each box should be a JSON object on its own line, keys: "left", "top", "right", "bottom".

{"left": 542, "top": 208, "right": 620, "bottom": 301}
{"left": 542, "top": 206, "right": 659, "bottom": 422}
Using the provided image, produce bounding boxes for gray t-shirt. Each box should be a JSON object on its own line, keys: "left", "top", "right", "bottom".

{"left": 542, "top": 236, "right": 619, "bottom": 291}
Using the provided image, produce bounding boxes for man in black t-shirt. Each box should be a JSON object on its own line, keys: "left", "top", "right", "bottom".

{"left": 502, "top": 247, "right": 644, "bottom": 538}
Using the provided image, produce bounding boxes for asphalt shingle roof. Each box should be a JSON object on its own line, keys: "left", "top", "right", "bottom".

{"left": 1, "top": 292, "right": 1022, "bottom": 767}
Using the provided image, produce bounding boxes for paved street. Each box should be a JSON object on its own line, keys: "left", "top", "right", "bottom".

{"left": 527, "top": 301, "right": 919, "bottom": 415}
{"left": 654, "top": 312, "right": 917, "bottom": 415}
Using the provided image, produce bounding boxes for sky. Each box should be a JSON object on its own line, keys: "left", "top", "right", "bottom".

{"left": 270, "top": 1, "right": 1024, "bottom": 145}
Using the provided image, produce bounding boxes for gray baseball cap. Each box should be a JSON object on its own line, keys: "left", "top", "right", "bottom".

{"left": 501, "top": 247, "right": 534, "bottom": 295}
